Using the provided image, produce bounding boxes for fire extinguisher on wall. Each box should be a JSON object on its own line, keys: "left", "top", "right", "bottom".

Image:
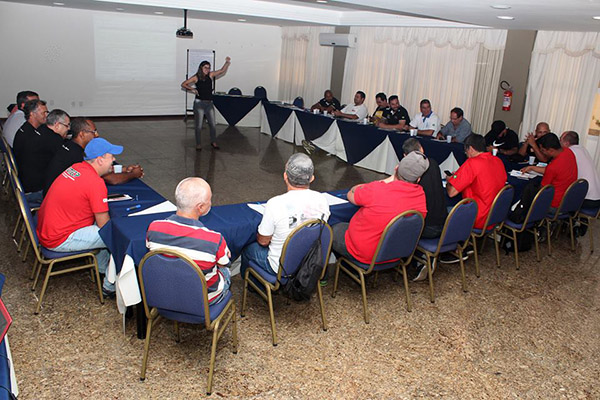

{"left": 501, "top": 80, "right": 512, "bottom": 111}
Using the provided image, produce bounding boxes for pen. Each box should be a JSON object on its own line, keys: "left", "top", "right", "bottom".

{"left": 126, "top": 204, "right": 141, "bottom": 211}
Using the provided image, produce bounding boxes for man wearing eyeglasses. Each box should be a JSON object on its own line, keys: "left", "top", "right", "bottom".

{"left": 43, "top": 118, "right": 144, "bottom": 195}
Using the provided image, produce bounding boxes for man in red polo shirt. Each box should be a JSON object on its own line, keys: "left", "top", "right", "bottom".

{"left": 37, "top": 137, "right": 123, "bottom": 296}
{"left": 521, "top": 132, "right": 577, "bottom": 210}
{"left": 332, "top": 151, "right": 428, "bottom": 264}
{"left": 446, "top": 133, "right": 506, "bottom": 262}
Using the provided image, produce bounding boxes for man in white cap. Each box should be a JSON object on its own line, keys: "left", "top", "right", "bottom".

{"left": 37, "top": 137, "right": 123, "bottom": 296}
{"left": 332, "top": 152, "right": 429, "bottom": 264}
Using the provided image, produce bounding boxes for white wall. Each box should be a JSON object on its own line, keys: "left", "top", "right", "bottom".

{"left": 0, "top": 2, "right": 282, "bottom": 116}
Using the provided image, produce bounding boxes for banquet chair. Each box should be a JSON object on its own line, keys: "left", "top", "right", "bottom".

{"left": 498, "top": 185, "right": 554, "bottom": 269}
{"left": 241, "top": 219, "right": 332, "bottom": 346}
{"left": 15, "top": 187, "right": 104, "bottom": 314}
{"left": 469, "top": 185, "right": 514, "bottom": 271}
{"left": 544, "top": 179, "right": 588, "bottom": 254}
{"left": 293, "top": 96, "right": 304, "bottom": 108}
{"left": 578, "top": 206, "right": 600, "bottom": 253}
{"left": 228, "top": 87, "right": 242, "bottom": 95}
{"left": 138, "top": 249, "right": 238, "bottom": 395}
{"left": 331, "top": 211, "right": 424, "bottom": 322}
{"left": 414, "top": 198, "right": 478, "bottom": 303}
{"left": 253, "top": 86, "right": 267, "bottom": 100}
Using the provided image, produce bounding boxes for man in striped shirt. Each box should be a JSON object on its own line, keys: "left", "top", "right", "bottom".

{"left": 146, "top": 177, "right": 231, "bottom": 305}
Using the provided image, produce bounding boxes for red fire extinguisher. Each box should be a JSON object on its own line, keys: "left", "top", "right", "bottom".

{"left": 501, "top": 80, "right": 512, "bottom": 111}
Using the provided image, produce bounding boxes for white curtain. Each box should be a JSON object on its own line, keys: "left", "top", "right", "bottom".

{"left": 471, "top": 46, "right": 505, "bottom": 134}
{"left": 342, "top": 27, "right": 506, "bottom": 129}
{"left": 278, "top": 26, "right": 335, "bottom": 105}
{"left": 521, "top": 31, "right": 600, "bottom": 164}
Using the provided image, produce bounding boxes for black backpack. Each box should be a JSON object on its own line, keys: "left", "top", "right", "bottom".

{"left": 279, "top": 221, "right": 326, "bottom": 302}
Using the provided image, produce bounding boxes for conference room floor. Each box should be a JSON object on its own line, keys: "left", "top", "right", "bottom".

{"left": 2, "top": 118, "right": 599, "bottom": 399}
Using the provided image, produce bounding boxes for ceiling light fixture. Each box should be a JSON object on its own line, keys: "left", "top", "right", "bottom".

{"left": 497, "top": 16, "right": 515, "bottom": 20}
{"left": 593, "top": 16, "right": 600, "bottom": 20}
{"left": 116, "top": 7, "right": 125, "bottom": 11}
{"left": 317, "top": 0, "right": 328, "bottom": 3}
{"left": 154, "top": 11, "right": 164, "bottom": 15}
{"left": 53, "top": 2, "right": 65, "bottom": 5}
{"left": 490, "top": 5, "right": 511, "bottom": 10}
{"left": 237, "top": 18, "right": 247, "bottom": 22}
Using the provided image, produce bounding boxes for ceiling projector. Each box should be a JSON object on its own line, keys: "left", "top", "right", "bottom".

{"left": 176, "top": 27, "right": 193, "bottom": 38}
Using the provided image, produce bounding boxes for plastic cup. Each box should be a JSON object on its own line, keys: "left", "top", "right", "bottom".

{"left": 492, "top": 148, "right": 498, "bottom": 156}
{"left": 323, "top": 110, "right": 328, "bottom": 116}
{"left": 313, "top": 109, "right": 319, "bottom": 114}
{"left": 113, "top": 164, "right": 123, "bottom": 173}
{"left": 446, "top": 135, "right": 452, "bottom": 143}
{"left": 410, "top": 129, "right": 417, "bottom": 136}
{"left": 528, "top": 156, "right": 535, "bottom": 165}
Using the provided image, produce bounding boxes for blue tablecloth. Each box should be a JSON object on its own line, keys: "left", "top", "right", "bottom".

{"left": 106, "top": 179, "right": 167, "bottom": 218}
{"left": 213, "top": 94, "right": 261, "bottom": 126}
{"left": 0, "top": 339, "right": 12, "bottom": 399}
{"left": 295, "top": 110, "right": 335, "bottom": 141}
{"left": 263, "top": 103, "right": 294, "bottom": 137}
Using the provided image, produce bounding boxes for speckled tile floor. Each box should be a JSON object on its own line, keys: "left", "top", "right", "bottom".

{"left": 1, "top": 119, "right": 599, "bottom": 399}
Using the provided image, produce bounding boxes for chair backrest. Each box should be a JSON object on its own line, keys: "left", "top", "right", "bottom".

{"left": 228, "top": 87, "right": 242, "bottom": 95}
{"left": 293, "top": 96, "right": 304, "bottom": 108}
{"left": 14, "top": 183, "right": 44, "bottom": 262}
{"left": 371, "top": 211, "right": 424, "bottom": 268}
{"left": 437, "top": 198, "right": 478, "bottom": 252}
{"left": 138, "top": 249, "right": 212, "bottom": 327}
{"left": 2, "top": 136, "right": 17, "bottom": 175}
{"left": 482, "top": 185, "right": 514, "bottom": 230}
{"left": 555, "top": 179, "right": 588, "bottom": 216}
{"left": 278, "top": 220, "right": 333, "bottom": 279}
{"left": 523, "top": 184, "right": 555, "bottom": 226}
{"left": 253, "top": 86, "right": 267, "bottom": 99}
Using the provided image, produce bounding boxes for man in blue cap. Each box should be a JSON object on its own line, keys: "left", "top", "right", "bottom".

{"left": 37, "top": 138, "right": 123, "bottom": 297}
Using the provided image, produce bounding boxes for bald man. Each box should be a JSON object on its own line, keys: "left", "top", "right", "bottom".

{"left": 146, "top": 177, "right": 232, "bottom": 305}
{"left": 518, "top": 122, "right": 551, "bottom": 162}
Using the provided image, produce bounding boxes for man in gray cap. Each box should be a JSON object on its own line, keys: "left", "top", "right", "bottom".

{"left": 241, "top": 153, "right": 330, "bottom": 280}
{"left": 331, "top": 152, "right": 429, "bottom": 264}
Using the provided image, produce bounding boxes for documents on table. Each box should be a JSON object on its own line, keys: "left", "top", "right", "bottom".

{"left": 247, "top": 203, "right": 266, "bottom": 214}
{"left": 107, "top": 194, "right": 132, "bottom": 202}
{"left": 323, "top": 193, "right": 348, "bottom": 206}
{"left": 509, "top": 170, "right": 543, "bottom": 180}
{"left": 128, "top": 200, "right": 177, "bottom": 216}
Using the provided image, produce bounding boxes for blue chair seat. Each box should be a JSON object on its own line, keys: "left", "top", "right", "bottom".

{"left": 504, "top": 219, "right": 536, "bottom": 230}
{"left": 157, "top": 290, "right": 232, "bottom": 324}
{"left": 248, "top": 260, "right": 287, "bottom": 285}
{"left": 41, "top": 246, "right": 96, "bottom": 259}
{"left": 418, "top": 238, "right": 458, "bottom": 254}
{"left": 580, "top": 207, "right": 599, "bottom": 217}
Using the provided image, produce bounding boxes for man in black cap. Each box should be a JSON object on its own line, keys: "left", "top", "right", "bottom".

{"left": 484, "top": 120, "right": 519, "bottom": 156}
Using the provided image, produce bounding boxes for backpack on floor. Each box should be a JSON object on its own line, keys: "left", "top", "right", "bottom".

{"left": 279, "top": 221, "right": 326, "bottom": 302}
{"left": 502, "top": 231, "right": 534, "bottom": 253}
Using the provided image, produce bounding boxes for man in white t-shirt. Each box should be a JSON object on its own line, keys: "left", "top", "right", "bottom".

{"left": 560, "top": 130, "right": 600, "bottom": 209}
{"left": 409, "top": 99, "right": 440, "bottom": 137}
{"left": 332, "top": 91, "right": 368, "bottom": 121}
{"left": 241, "top": 153, "right": 331, "bottom": 279}
{"left": 3, "top": 90, "right": 39, "bottom": 147}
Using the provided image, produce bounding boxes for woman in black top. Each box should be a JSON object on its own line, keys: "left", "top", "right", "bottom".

{"left": 181, "top": 57, "right": 231, "bottom": 150}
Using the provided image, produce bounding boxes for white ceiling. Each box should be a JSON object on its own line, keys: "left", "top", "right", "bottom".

{"left": 3, "top": 0, "right": 600, "bottom": 31}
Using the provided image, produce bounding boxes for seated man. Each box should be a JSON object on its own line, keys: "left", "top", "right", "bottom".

{"left": 484, "top": 120, "right": 519, "bottom": 156}
{"left": 37, "top": 108, "right": 70, "bottom": 169}
{"left": 521, "top": 133, "right": 577, "bottom": 211}
{"left": 2, "top": 90, "right": 38, "bottom": 147}
{"left": 371, "top": 92, "right": 388, "bottom": 123}
{"left": 409, "top": 99, "right": 440, "bottom": 137}
{"left": 439, "top": 107, "right": 472, "bottom": 143}
{"left": 43, "top": 118, "right": 144, "bottom": 195}
{"left": 12, "top": 99, "right": 49, "bottom": 205}
{"left": 332, "top": 151, "right": 428, "bottom": 264}
{"left": 146, "top": 177, "right": 231, "bottom": 305}
{"left": 310, "top": 89, "right": 341, "bottom": 113}
{"left": 446, "top": 134, "right": 506, "bottom": 262}
{"left": 36, "top": 138, "right": 124, "bottom": 296}
{"left": 332, "top": 91, "right": 368, "bottom": 121}
{"left": 241, "top": 153, "right": 330, "bottom": 280}
{"left": 560, "top": 130, "right": 600, "bottom": 210}
{"left": 376, "top": 95, "right": 411, "bottom": 131}
{"left": 518, "top": 122, "right": 551, "bottom": 162}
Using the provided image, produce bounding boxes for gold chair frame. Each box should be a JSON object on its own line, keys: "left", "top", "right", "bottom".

{"left": 578, "top": 207, "right": 600, "bottom": 253}
{"left": 543, "top": 179, "right": 588, "bottom": 254}
{"left": 331, "top": 211, "right": 424, "bottom": 323}
{"left": 469, "top": 185, "right": 514, "bottom": 271}
{"left": 241, "top": 219, "right": 333, "bottom": 346}
{"left": 15, "top": 187, "right": 104, "bottom": 314}
{"left": 137, "top": 249, "right": 238, "bottom": 395}
{"left": 497, "top": 185, "right": 554, "bottom": 270}
{"left": 413, "top": 198, "right": 478, "bottom": 303}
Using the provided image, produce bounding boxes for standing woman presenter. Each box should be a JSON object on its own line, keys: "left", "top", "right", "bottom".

{"left": 181, "top": 57, "right": 231, "bottom": 150}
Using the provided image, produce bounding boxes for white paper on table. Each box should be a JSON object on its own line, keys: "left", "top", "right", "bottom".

{"left": 128, "top": 200, "right": 176, "bottom": 216}
{"left": 323, "top": 193, "right": 348, "bottom": 206}
{"left": 510, "top": 170, "right": 535, "bottom": 180}
{"left": 247, "top": 203, "right": 265, "bottom": 214}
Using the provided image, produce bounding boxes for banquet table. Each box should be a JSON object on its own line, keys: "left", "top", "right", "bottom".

{"left": 213, "top": 94, "right": 262, "bottom": 127}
